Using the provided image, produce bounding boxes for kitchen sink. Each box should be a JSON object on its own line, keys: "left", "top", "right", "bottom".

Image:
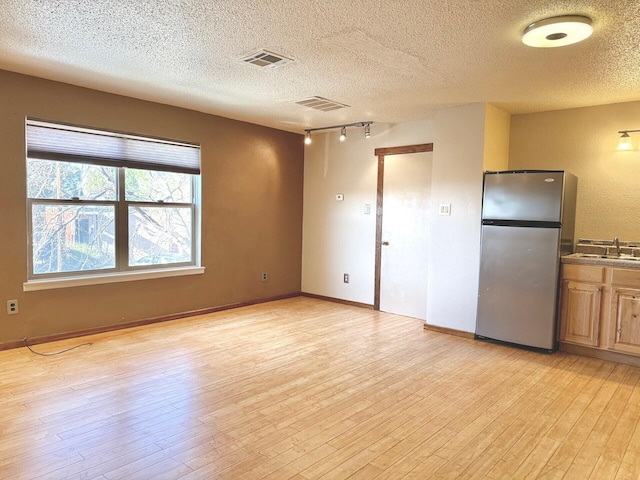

{"left": 572, "top": 253, "right": 640, "bottom": 261}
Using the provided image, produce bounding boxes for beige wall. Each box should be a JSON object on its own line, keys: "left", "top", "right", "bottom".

{"left": 0, "top": 69, "right": 303, "bottom": 345}
{"left": 510, "top": 101, "right": 640, "bottom": 241}
{"left": 483, "top": 104, "right": 510, "bottom": 171}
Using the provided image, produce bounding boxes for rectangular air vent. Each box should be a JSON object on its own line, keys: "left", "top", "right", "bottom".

{"left": 295, "top": 97, "right": 350, "bottom": 112}
{"left": 240, "top": 49, "right": 293, "bottom": 68}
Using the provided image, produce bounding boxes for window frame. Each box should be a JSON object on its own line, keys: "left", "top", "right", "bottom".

{"left": 25, "top": 119, "right": 202, "bottom": 284}
{"left": 27, "top": 197, "right": 119, "bottom": 278}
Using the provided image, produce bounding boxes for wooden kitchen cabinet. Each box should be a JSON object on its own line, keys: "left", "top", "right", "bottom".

{"left": 560, "top": 280, "right": 601, "bottom": 346}
{"left": 559, "top": 261, "right": 640, "bottom": 365}
{"left": 609, "top": 287, "right": 640, "bottom": 355}
{"left": 558, "top": 264, "right": 605, "bottom": 347}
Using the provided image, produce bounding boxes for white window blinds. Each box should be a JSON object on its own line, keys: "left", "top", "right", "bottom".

{"left": 26, "top": 119, "right": 200, "bottom": 174}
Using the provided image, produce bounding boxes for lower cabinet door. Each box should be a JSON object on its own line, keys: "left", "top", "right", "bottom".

{"left": 560, "top": 281, "right": 601, "bottom": 347}
{"left": 609, "top": 287, "right": 640, "bottom": 355}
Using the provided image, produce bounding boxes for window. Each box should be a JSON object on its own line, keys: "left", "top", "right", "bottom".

{"left": 26, "top": 119, "right": 201, "bottom": 281}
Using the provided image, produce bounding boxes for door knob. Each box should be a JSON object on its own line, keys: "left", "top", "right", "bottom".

{"left": 382, "top": 241, "right": 390, "bottom": 246}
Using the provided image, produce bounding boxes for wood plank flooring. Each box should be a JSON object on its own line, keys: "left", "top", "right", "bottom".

{"left": 1, "top": 297, "right": 639, "bottom": 479}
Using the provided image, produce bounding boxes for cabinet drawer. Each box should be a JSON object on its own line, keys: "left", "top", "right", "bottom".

{"left": 562, "top": 264, "right": 605, "bottom": 283}
{"left": 612, "top": 269, "right": 640, "bottom": 288}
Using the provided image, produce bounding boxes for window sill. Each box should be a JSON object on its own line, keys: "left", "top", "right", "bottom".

{"left": 23, "top": 266, "right": 205, "bottom": 292}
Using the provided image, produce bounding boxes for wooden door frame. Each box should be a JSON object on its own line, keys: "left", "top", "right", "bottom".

{"left": 373, "top": 143, "right": 434, "bottom": 311}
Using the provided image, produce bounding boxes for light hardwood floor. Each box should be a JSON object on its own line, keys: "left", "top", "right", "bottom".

{"left": 1, "top": 297, "right": 639, "bottom": 479}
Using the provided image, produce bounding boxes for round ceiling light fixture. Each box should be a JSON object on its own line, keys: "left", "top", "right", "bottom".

{"left": 522, "top": 15, "right": 593, "bottom": 48}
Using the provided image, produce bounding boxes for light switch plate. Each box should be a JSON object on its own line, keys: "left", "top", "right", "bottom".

{"left": 439, "top": 204, "right": 451, "bottom": 215}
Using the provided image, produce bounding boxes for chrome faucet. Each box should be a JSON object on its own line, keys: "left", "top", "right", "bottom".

{"left": 614, "top": 236, "right": 621, "bottom": 256}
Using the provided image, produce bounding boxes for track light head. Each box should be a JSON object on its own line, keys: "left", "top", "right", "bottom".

{"left": 618, "top": 131, "right": 634, "bottom": 151}
{"left": 304, "top": 131, "right": 311, "bottom": 145}
{"left": 364, "top": 123, "right": 371, "bottom": 139}
{"left": 339, "top": 127, "right": 346, "bottom": 142}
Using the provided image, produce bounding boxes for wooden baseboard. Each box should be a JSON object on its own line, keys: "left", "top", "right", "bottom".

{"left": 423, "top": 323, "right": 475, "bottom": 339}
{"left": 0, "top": 292, "right": 301, "bottom": 352}
{"left": 300, "top": 292, "right": 373, "bottom": 310}
{"left": 558, "top": 341, "right": 640, "bottom": 368}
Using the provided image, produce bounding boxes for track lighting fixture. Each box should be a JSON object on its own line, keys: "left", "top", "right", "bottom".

{"left": 302, "top": 121, "right": 372, "bottom": 145}
{"left": 617, "top": 130, "right": 640, "bottom": 151}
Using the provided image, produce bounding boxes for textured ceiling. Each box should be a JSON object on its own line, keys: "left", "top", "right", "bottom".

{"left": 1, "top": 0, "right": 639, "bottom": 133}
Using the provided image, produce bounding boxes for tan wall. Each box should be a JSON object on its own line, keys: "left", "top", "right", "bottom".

{"left": 483, "top": 104, "right": 510, "bottom": 171}
{"left": 510, "top": 101, "right": 640, "bottom": 242}
{"left": 0, "top": 69, "right": 303, "bottom": 344}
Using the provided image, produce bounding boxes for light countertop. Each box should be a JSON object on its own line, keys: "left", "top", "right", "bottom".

{"left": 562, "top": 253, "right": 640, "bottom": 269}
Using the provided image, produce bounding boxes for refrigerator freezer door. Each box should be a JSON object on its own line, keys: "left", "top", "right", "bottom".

{"left": 476, "top": 224, "right": 561, "bottom": 350}
{"left": 482, "top": 171, "right": 565, "bottom": 222}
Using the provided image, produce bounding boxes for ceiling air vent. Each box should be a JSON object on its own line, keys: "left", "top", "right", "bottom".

{"left": 295, "top": 97, "right": 350, "bottom": 112}
{"left": 240, "top": 49, "right": 293, "bottom": 68}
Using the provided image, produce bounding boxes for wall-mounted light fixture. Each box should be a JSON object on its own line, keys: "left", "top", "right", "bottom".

{"left": 617, "top": 130, "right": 640, "bottom": 151}
{"left": 303, "top": 121, "right": 372, "bottom": 146}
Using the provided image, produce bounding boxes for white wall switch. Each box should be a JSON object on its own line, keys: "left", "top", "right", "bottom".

{"left": 439, "top": 204, "right": 451, "bottom": 215}
{"left": 336, "top": 194, "right": 344, "bottom": 201}
{"left": 364, "top": 204, "right": 371, "bottom": 214}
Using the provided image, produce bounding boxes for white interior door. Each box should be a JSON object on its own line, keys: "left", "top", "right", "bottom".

{"left": 379, "top": 152, "right": 432, "bottom": 320}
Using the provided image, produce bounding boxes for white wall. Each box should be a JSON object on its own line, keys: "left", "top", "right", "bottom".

{"left": 427, "top": 104, "right": 487, "bottom": 332}
{"left": 303, "top": 104, "right": 490, "bottom": 333}
{"left": 301, "top": 118, "right": 436, "bottom": 304}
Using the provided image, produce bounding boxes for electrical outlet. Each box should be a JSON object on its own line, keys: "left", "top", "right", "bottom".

{"left": 7, "top": 299, "right": 18, "bottom": 315}
{"left": 343, "top": 273, "right": 349, "bottom": 283}
{"left": 262, "top": 272, "right": 268, "bottom": 282}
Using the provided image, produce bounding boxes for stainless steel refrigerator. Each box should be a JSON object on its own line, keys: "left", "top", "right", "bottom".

{"left": 476, "top": 170, "right": 577, "bottom": 352}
